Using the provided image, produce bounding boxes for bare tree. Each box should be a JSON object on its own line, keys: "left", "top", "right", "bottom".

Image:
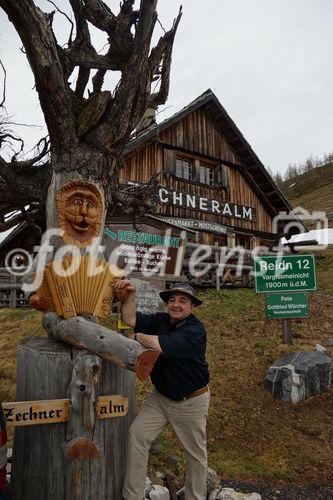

{"left": 0, "top": 4, "right": 182, "bottom": 494}
{"left": 0, "top": 0, "right": 182, "bottom": 388}
{"left": 0, "top": 0, "right": 182, "bottom": 230}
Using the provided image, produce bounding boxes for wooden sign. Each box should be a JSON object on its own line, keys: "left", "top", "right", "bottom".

{"left": 157, "top": 216, "right": 228, "bottom": 234}
{"left": 2, "top": 399, "right": 69, "bottom": 427}
{"left": 97, "top": 396, "right": 128, "bottom": 419}
{"left": 104, "top": 223, "right": 186, "bottom": 275}
{"left": 158, "top": 187, "right": 256, "bottom": 221}
{"left": 132, "top": 277, "right": 165, "bottom": 314}
{"left": 3, "top": 395, "right": 128, "bottom": 427}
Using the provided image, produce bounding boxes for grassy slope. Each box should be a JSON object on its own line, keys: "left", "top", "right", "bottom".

{"left": 1, "top": 252, "right": 333, "bottom": 486}
{"left": 278, "top": 163, "right": 333, "bottom": 227}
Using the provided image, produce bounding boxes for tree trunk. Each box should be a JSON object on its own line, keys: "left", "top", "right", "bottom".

{"left": 44, "top": 313, "right": 159, "bottom": 381}
{"left": 11, "top": 336, "right": 135, "bottom": 500}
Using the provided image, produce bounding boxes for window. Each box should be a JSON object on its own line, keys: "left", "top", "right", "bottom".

{"left": 175, "top": 157, "right": 193, "bottom": 180}
{"left": 199, "top": 164, "right": 214, "bottom": 186}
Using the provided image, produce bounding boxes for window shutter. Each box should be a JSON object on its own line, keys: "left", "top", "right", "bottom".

{"left": 163, "top": 148, "right": 176, "bottom": 175}
{"left": 221, "top": 164, "right": 229, "bottom": 189}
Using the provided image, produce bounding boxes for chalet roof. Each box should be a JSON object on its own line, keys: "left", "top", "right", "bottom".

{"left": 125, "top": 89, "right": 296, "bottom": 218}
{"left": 0, "top": 222, "right": 27, "bottom": 251}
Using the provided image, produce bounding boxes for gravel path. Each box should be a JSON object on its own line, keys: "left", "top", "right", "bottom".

{"left": 219, "top": 479, "right": 333, "bottom": 500}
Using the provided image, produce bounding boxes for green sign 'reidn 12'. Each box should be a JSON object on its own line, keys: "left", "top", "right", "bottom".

{"left": 254, "top": 255, "right": 316, "bottom": 293}
{"left": 265, "top": 293, "right": 309, "bottom": 319}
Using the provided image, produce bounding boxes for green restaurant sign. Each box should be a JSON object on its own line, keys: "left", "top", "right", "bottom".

{"left": 265, "top": 293, "right": 309, "bottom": 319}
{"left": 254, "top": 255, "right": 316, "bottom": 293}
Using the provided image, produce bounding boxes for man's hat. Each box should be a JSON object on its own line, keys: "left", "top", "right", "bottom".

{"left": 159, "top": 283, "right": 203, "bottom": 306}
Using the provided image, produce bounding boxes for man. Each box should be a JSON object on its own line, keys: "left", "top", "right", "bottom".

{"left": 118, "top": 281, "right": 210, "bottom": 500}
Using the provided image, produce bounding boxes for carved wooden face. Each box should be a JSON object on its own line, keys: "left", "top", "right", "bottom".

{"left": 57, "top": 181, "right": 104, "bottom": 247}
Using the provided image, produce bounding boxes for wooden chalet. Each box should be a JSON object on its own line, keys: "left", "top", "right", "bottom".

{"left": 119, "top": 89, "right": 294, "bottom": 250}
{"left": 0, "top": 89, "right": 298, "bottom": 293}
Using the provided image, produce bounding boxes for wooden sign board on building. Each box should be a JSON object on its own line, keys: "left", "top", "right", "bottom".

{"left": 3, "top": 395, "right": 128, "bottom": 427}
{"left": 157, "top": 216, "right": 228, "bottom": 235}
{"left": 104, "top": 223, "right": 186, "bottom": 276}
{"left": 158, "top": 187, "right": 256, "bottom": 221}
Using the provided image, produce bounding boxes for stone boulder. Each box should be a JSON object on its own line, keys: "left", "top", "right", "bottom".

{"left": 265, "top": 352, "right": 331, "bottom": 403}
{"left": 208, "top": 488, "right": 261, "bottom": 499}
{"left": 144, "top": 477, "right": 154, "bottom": 498}
{"left": 207, "top": 467, "right": 221, "bottom": 493}
{"left": 149, "top": 485, "right": 170, "bottom": 500}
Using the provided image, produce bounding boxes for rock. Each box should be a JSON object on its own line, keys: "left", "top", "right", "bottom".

{"left": 144, "top": 477, "right": 154, "bottom": 498}
{"left": 265, "top": 351, "right": 331, "bottom": 403}
{"left": 150, "top": 437, "right": 162, "bottom": 454}
{"left": 315, "top": 344, "right": 328, "bottom": 353}
{"left": 176, "top": 486, "right": 184, "bottom": 499}
{"left": 150, "top": 476, "right": 164, "bottom": 487}
{"left": 208, "top": 488, "right": 261, "bottom": 499}
{"left": 149, "top": 485, "right": 170, "bottom": 500}
{"left": 207, "top": 467, "right": 220, "bottom": 493}
{"left": 324, "top": 338, "right": 333, "bottom": 346}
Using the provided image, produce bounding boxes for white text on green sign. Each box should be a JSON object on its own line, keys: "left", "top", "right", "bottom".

{"left": 104, "top": 228, "right": 181, "bottom": 248}
{"left": 254, "top": 255, "right": 316, "bottom": 293}
{"left": 265, "top": 293, "right": 309, "bottom": 319}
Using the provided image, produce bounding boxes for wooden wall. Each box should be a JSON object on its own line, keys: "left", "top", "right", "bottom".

{"left": 121, "top": 109, "right": 274, "bottom": 237}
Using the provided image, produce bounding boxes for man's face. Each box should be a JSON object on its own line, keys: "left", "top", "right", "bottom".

{"left": 167, "top": 292, "right": 195, "bottom": 322}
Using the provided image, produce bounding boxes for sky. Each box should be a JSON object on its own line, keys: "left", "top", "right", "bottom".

{"left": 0, "top": 0, "right": 332, "bottom": 175}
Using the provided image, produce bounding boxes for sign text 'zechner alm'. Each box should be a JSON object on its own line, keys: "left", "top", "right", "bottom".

{"left": 158, "top": 187, "right": 256, "bottom": 221}
{"left": 254, "top": 255, "right": 316, "bottom": 293}
{"left": 2, "top": 396, "right": 128, "bottom": 427}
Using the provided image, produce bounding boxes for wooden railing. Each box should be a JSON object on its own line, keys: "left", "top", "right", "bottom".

{"left": 0, "top": 268, "right": 28, "bottom": 308}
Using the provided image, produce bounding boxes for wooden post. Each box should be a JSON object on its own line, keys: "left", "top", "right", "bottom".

{"left": 282, "top": 318, "right": 293, "bottom": 345}
{"left": 214, "top": 245, "right": 220, "bottom": 291}
{"left": 10, "top": 276, "right": 17, "bottom": 309}
{"left": 11, "top": 337, "right": 135, "bottom": 500}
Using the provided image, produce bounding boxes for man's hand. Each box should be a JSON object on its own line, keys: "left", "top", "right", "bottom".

{"left": 114, "top": 279, "right": 136, "bottom": 303}
{"left": 135, "top": 334, "right": 162, "bottom": 353}
{"left": 117, "top": 279, "right": 137, "bottom": 328}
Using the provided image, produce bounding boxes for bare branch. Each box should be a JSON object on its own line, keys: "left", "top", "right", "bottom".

{"left": 46, "top": 0, "right": 74, "bottom": 45}
{"left": 12, "top": 137, "right": 50, "bottom": 171}
{"left": 92, "top": 68, "right": 107, "bottom": 94}
{"left": 83, "top": 0, "right": 116, "bottom": 33}
{"left": 0, "top": 139, "right": 51, "bottom": 215}
{"left": 69, "top": 0, "right": 90, "bottom": 44}
{"left": 110, "top": 175, "right": 160, "bottom": 216}
{"left": 0, "top": 0, "right": 78, "bottom": 154}
{"left": 0, "top": 59, "right": 6, "bottom": 108}
{"left": 75, "top": 68, "right": 90, "bottom": 98}
{"left": 67, "top": 45, "right": 124, "bottom": 73}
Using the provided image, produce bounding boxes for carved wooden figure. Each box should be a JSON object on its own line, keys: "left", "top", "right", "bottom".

{"left": 56, "top": 180, "right": 104, "bottom": 248}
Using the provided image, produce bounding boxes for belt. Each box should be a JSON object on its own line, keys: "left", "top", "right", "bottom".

{"left": 183, "top": 385, "right": 209, "bottom": 401}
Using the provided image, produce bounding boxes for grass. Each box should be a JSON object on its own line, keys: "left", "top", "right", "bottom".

{"left": 0, "top": 254, "right": 333, "bottom": 487}
{"left": 278, "top": 162, "right": 333, "bottom": 228}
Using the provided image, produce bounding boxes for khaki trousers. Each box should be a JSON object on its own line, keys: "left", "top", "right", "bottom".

{"left": 122, "top": 388, "right": 210, "bottom": 500}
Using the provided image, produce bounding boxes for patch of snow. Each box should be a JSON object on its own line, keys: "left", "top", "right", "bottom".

{"left": 281, "top": 228, "right": 333, "bottom": 246}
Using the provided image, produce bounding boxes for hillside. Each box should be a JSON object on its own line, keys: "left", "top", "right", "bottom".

{"left": 278, "top": 162, "right": 333, "bottom": 228}
{"left": 1, "top": 251, "right": 333, "bottom": 492}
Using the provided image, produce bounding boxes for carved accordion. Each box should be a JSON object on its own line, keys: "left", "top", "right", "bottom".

{"left": 30, "top": 255, "right": 123, "bottom": 319}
